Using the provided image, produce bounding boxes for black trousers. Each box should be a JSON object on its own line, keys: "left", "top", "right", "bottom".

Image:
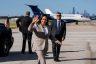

{"left": 52, "top": 35, "right": 62, "bottom": 60}
{"left": 22, "top": 32, "right": 32, "bottom": 53}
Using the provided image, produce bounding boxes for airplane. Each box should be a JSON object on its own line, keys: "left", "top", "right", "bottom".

{"left": 27, "top": 5, "right": 54, "bottom": 20}
{"left": 45, "top": 9, "right": 91, "bottom": 22}
{"left": 28, "top": 5, "right": 91, "bottom": 23}
{"left": 0, "top": 5, "right": 91, "bottom": 23}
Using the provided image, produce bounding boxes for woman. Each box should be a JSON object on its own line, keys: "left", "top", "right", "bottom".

{"left": 28, "top": 14, "right": 51, "bottom": 64}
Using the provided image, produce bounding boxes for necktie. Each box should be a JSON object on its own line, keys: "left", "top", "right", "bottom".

{"left": 57, "top": 21, "right": 61, "bottom": 34}
{"left": 58, "top": 21, "right": 60, "bottom": 30}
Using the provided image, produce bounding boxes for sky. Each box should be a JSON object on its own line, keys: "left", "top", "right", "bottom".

{"left": 0, "top": 0, "right": 96, "bottom": 16}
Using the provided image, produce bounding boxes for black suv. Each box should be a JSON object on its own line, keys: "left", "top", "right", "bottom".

{"left": 0, "top": 23, "right": 14, "bottom": 57}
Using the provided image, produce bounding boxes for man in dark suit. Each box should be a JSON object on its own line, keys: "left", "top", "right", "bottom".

{"left": 51, "top": 12, "right": 66, "bottom": 62}
{"left": 16, "top": 11, "right": 32, "bottom": 54}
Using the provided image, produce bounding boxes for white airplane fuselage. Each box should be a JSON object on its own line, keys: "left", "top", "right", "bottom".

{"left": 45, "top": 9, "right": 91, "bottom": 22}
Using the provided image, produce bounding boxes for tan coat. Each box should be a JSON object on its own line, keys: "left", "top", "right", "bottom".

{"left": 29, "top": 24, "right": 50, "bottom": 52}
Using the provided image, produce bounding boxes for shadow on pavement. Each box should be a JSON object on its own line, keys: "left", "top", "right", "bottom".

{"left": 47, "top": 50, "right": 85, "bottom": 54}
{"left": 61, "top": 58, "right": 96, "bottom": 61}
{"left": 0, "top": 50, "right": 87, "bottom": 62}
{"left": 0, "top": 51, "right": 66, "bottom": 62}
{"left": 0, "top": 51, "right": 37, "bottom": 62}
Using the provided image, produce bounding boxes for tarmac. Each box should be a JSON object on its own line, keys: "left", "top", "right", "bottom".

{"left": 0, "top": 23, "right": 96, "bottom": 64}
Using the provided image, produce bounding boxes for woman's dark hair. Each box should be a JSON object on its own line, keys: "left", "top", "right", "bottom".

{"left": 38, "top": 14, "right": 49, "bottom": 25}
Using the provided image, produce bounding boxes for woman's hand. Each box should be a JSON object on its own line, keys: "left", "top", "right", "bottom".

{"left": 32, "top": 15, "right": 39, "bottom": 24}
{"left": 28, "top": 15, "right": 39, "bottom": 31}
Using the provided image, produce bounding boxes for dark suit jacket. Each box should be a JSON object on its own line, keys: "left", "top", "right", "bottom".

{"left": 50, "top": 20, "right": 66, "bottom": 42}
{"left": 16, "top": 16, "right": 32, "bottom": 33}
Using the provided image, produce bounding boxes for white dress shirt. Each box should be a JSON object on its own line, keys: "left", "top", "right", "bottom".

{"left": 33, "top": 24, "right": 48, "bottom": 35}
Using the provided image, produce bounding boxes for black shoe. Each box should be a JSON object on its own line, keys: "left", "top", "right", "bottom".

{"left": 21, "top": 51, "right": 25, "bottom": 54}
{"left": 29, "top": 51, "right": 32, "bottom": 54}
{"left": 54, "top": 59, "right": 61, "bottom": 62}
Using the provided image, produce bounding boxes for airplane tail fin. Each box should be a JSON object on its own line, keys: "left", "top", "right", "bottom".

{"left": 27, "top": 5, "right": 54, "bottom": 20}
{"left": 45, "top": 9, "right": 53, "bottom": 15}
{"left": 27, "top": 5, "right": 44, "bottom": 16}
